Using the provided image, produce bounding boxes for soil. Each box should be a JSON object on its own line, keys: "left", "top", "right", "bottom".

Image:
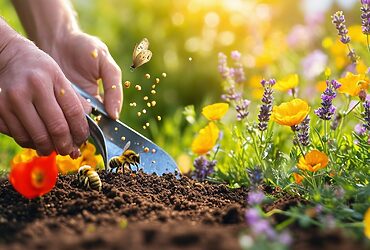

{"left": 0, "top": 171, "right": 367, "bottom": 250}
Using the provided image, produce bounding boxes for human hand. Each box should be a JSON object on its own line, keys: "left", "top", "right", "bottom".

{"left": 45, "top": 31, "right": 123, "bottom": 120}
{"left": 0, "top": 34, "right": 89, "bottom": 156}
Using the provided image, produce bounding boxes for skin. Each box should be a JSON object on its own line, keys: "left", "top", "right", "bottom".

{"left": 0, "top": 0, "right": 123, "bottom": 157}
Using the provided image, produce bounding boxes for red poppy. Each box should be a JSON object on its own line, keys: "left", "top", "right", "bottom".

{"left": 9, "top": 152, "right": 58, "bottom": 199}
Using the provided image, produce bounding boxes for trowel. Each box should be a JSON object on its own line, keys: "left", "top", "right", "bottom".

{"left": 72, "top": 84, "right": 178, "bottom": 175}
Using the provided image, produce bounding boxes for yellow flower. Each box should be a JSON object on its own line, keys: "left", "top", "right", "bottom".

{"left": 338, "top": 72, "right": 369, "bottom": 96}
{"left": 297, "top": 150, "right": 329, "bottom": 172}
{"left": 356, "top": 60, "right": 368, "bottom": 75}
{"left": 176, "top": 153, "right": 192, "bottom": 174}
{"left": 365, "top": 207, "right": 370, "bottom": 239}
{"left": 248, "top": 75, "right": 264, "bottom": 99}
{"left": 11, "top": 149, "right": 38, "bottom": 165}
{"left": 202, "top": 103, "right": 229, "bottom": 121}
{"left": 271, "top": 99, "right": 310, "bottom": 127}
{"left": 293, "top": 173, "right": 304, "bottom": 184}
{"left": 348, "top": 25, "right": 366, "bottom": 44}
{"left": 56, "top": 155, "right": 82, "bottom": 175}
{"left": 191, "top": 122, "right": 219, "bottom": 155}
{"left": 315, "top": 80, "right": 327, "bottom": 93}
{"left": 274, "top": 74, "right": 299, "bottom": 92}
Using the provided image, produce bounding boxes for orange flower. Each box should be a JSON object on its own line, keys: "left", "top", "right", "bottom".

{"left": 271, "top": 99, "right": 310, "bottom": 126}
{"left": 191, "top": 122, "right": 219, "bottom": 155}
{"left": 338, "top": 72, "right": 369, "bottom": 97}
{"left": 293, "top": 173, "right": 304, "bottom": 184}
{"left": 365, "top": 207, "right": 370, "bottom": 239}
{"left": 297, "top": 150, "right": 329, "bottom": 172}
{"left": 202, "top": 103, "right": 229, "bottom": 121}
{"left": 274, "top": 74, "right": 299, "bottom": 92}
{"left": 9, "top": 152, "right": 58, "bottom": 199}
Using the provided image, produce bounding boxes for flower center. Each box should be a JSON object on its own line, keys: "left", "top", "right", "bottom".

{"left": 31, "top": 169, "right": 45, "bottom": 188}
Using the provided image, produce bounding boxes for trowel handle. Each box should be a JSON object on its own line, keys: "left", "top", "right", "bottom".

{"left": 71, "top": 83, "right": 109, "bottom": 117}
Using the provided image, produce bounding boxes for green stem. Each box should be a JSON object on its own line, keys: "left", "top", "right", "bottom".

{"left": 367, "top": 35, "right": 370, "bottom": 53}
{"left": 293, "top": 130, "right": 305, "bottom": 156}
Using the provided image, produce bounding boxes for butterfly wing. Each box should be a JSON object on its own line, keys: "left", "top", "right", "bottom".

{"left": 132, "top": 38, "right": 150, "bottom": 60}
{"left": 131, "top": 50, "right": 152, "bottom": 69}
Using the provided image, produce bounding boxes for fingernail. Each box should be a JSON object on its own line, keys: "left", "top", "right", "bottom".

{"left": 69, "top": 147, "right": 81, "bottom": 159}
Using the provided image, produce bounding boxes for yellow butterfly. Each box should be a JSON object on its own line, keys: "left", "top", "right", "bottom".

{"left": 130, "top": 38, "right": 152, "bottom": 71}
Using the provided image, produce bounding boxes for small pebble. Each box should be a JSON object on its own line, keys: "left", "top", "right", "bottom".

{"left": 144, "top": 147, "right": 150, "bottom": 153}
{"left": 143, "top": 96, "right": 148, "bottom": 101}
{"left": 91, "top": 49, "right": 98, "bottom": 58}
{"left": 145, "top": 73, "right": 151, "bottom": 79}
{"left": 151, "top": 90, "right": 156, "bottom": 95}
{"left": 155, "top": 78, "right": 160, "bottom": 84}
{"left": 162, "top": 72, "right": 167, "bottom": 77}
{"left": 124, "top": 81, "right": 131, "bottom": 88}
{"left": 135, "top": 85, "right": 142, "bottom": 91}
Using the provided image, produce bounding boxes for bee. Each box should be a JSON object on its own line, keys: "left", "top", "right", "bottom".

{"left": 77, "top": 165, "right": 102, "bottom": 191}
{"left": 130, "top": 38, "right": 152, "bottom": 71}
{"left": 108, "top": 141, "right": 140, "bottom": 172}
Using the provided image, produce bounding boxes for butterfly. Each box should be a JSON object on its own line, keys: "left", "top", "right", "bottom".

{"left": 130, "top": 38, "right": 152, "bottom": 71}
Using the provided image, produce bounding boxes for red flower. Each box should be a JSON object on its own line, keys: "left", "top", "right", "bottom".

{"left": 9, "top": 152, "right": 58, "bottom": 199}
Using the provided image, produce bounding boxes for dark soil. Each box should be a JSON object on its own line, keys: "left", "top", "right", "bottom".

{"left": 0, "top": 171, "right": 367, "bottom": 250}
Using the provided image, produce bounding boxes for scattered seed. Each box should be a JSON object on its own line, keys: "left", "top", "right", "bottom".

{"left": 95, "top": 115, "right": 102, "bottom": 122}
{"left": 145, "top": 122, "right": 150, "bottom": 127}
{"left": 124, "top": 81, "right": 131, "bottom": 88}
{"left": 188, "top": 57, "right": 193, "bottom": 61}
{"left": 135, "top": 85, "right": 142, "bottom": 91}
{"left": 91, "top": 49, "right": 98, "bottom": 58}
{"left": 162, "top": 72, "right": 167, "bottom": 77}
{"left": 151, "top": 101, "right": 156, "bottom": 106}
{"left": 152, "top": 160, "right": 156, "bottom": 164}
{"left": 152, "top": 84, "right": 156, "bottom": 89}
{"left": 157, "top": 116, "right": 162, "bottom": 121}
{"left": 155, "top": 78, "right": 160, "bottom": 84}
{"left": 143, "top": 96, "right": 148, "bottom": 101}
{"left": 87, "top": 99, "right": 91, "bottom": 103}
{"left": 147, "top": 102, "right": 151, "bottom": 107}
{"left": 114, "top": 127, "right": 118, "bottom": 131}
{"left": 145, "top": 73, "right": 151, "bottom": 79}
{"left": 151, "top": 90, "right": 156, "bottom": 95}
{"left": 121, "top": 136, "right": 126, "bottom": 141}
{"left": 143, "top": 125, "right": 147, "bottom": 129}
{"left": 144, "top": 147, "right": 150, "bottom": 153}
{"left": 151, "top": 149, "right": 156, "bottom": 153}
{"left": 137, "top": 112, "right": 142, "bottom": 116}
{"left": 60, "top": 89, "right": 65, "bottom": 96}
{"left": 142, "top": 109, "right": 147, "bottom": 114}
{"left": 111, "top": 85, "right": 117, "bottom": 89}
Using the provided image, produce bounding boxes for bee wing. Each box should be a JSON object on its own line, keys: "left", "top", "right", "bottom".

{"left": 131, "top": 50, "right": 152, "bottom": 69}
{"left": 132, "top": 38, "right": 150, "bottom": 60}
{"left": 122, "top": 141, "right": 131, "bottom": 153}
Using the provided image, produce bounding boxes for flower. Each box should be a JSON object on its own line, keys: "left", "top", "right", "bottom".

{"left": 57, "top": 142, "right": 103, "bottom": 174}
{"left": 332, "top": 11, "right": 350, "bottom": 44}
{"left": 202, "top": 103, "right": 229, "bottom": 121}
{"left": 192, "top": 155, "right": 216, "bottom": 181}
{"left": 247, "top": 190, "right": 265, "bottom": 206}
{"left": 297, "top": 150, "right": 329, "bottom": 172}
{"left": 338, "top": 72, "right": 369, "bottom": 97}
{"left": 363, "top": 100, "right": 370, "bottom": 131}
{"left": 297, "top": 115, "right": 310, "bottom": 146}
{"left": 361, "top": 1, "right": 370, "bottom": 35}
{"left": 293, "top": 173, "right": 304, "bottom": 184}
{"left": 365, "top": 207, "right": 370, "bottom": 239}
{"left": 258, "top": 79, "right": 276, "bottom": 131}
{"left": 191, "top": 122, "right": 219, "bottom": 155}
{"left": 271, "top": 99, "right": 310, "bottom": 127}
{"left": 274, "top": 74, "right": 299, "bottom": 92}
{"left": 9, "top": 151, "right": 58, "bottom": 199}
{"left": 315, "top": 80, "right": 341, "bottom": 120}
{"left": 235, "top": 99, "right": 251, "bottom": 121}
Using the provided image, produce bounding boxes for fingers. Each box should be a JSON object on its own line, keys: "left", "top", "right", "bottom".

{"left": 0, "top": 117, "right": 10, "bottom": 136}
{"left": 100, "top": 52, "right": 123, "bottom": 120}
{"left": 54, "top": 76, "right": 90, "bottom": 147}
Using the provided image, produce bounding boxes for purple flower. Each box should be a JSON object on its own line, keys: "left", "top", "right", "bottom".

{"left": 235, "top": 99, "right": 251, "bottom": 121}
{"left": 330, "top": 113, "right": 342, "bottom": 130}
{"left": 354, "top": 123, "right": 366, "bottom": 135}
{"left": 297, "top": 115, "right": 310, "bottom": 146}
{"left": 301, "top": 50, "right": 328, "bottom": 80}
{"left": 221, "top": 86, "right": 242, "bottom": 102}
{"left": 247, "top": 190, "right": 265, "bottom": 206}
{"left": 231, "top": 50, "right": 242, "bottom": 61}
{"left": 258, "top": 79, "right": 275, "bottom": 131}
{"left": 361, "top": 1, "right": 370, "bottom": 35}
{"left": 315, "top": 80, "right": 341, "bottom": 120}
{"left": 245, "top": 208, "right": 260, "bottom": 225}
{"left": 218, "top": 52, "right": 230, "bottom": 80}
{"left": 230, "top": 50, "right": 245, "bottom": 83}
{"left": 247, "top": 166, "right": 264, "bottom": 187}
{"left": 332, "top": 11, "right": 350, "bottom": 44}
{"left": 192, "top": 156, "right": 216, "bottom": 181}
{"left": 362, "top": 100, "right": 370, "bottom": 131}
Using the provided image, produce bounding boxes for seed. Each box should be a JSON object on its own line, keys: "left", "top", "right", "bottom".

{"left": 135, "top": 85, "right": 142, "bottom": 91}
{"left": 151, "top": 90, "right": 156, "bottom": 95}
{"left": 145, "top": 73, "right": 151, "bottom": 79}
{"left": 142, "top": 109, "right": 147, "bottom": 114}
{"left": 157, "top": 116, "right": 162, "bottom": 121}
{"left": 137, "top": 112, "right": 142, "bottom": 117}
{"left": 188, "top": 57, "right": 193, "bottom": 61}
{"left": 95, "top": 115, "right": 102, "bottom": 122}
{"left": 124, "top": 81, "right": 131, "bottom": 88}
{"left": 144, "top": 147, "right": 149, "bottom": 153}
{"left": 143, "top": 125, "right": 147, "bottom": 129}
{"left": 151, "top": 101, "right": 156, "bottom": 106}
{"left": 87, "top": 99, "right": 91, "bottom": 103}
{"left": 152, "top": 160, "right": 156, "bottom": 164}
{"left": 155, "top": 78, "right": 160, "bottom": 84}
{"left": 60, "top": 89, "right": 65, "bottom": 96}
{"left": 147, "top": 102, "right": 151, "bottom": 107}
{"left": 146, "top": 122, "right": 150, "bottom": 127}
{"left": 132, "top": 102, "right": 137, "bottom": 107}
{"left": 111, "top": 85, "right": 117, "bottom": 89}
{"left": 143, "top": 96, "right": 148, "bottom": 101}
{"left": 162, "top": 72, "right": 167, "bottom": 77}
{"left": 114, "top": 127, "right": 118, "bottom": 131}
{"left": 91, "top": 49, "right": 98, "bottom": 58}
{"left": 121, "top": 136, "right": 126, "bottom": 141}
{"left": 152, "top": 84, "right": 156, "bottom": 89}
{"left": 151, "top": 149, "right": 156, "bottom": 153}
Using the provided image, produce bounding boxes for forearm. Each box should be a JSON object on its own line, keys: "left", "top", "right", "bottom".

{"left": 11, "top": 0, "right": 79, "bottom": 52}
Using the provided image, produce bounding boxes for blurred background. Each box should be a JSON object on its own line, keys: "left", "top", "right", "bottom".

{"left": 0, "top": 0, "right": 364, "bottom": 169}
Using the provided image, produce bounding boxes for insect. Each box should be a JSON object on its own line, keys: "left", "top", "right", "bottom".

{"left": 77, "top": 165, "right": 102, "bottom": 191}
{"left": 130, "top": 38, "right": 152, "bottom": 71}
{"left": 108, "top": 141, "right": 140, "bottom": 172}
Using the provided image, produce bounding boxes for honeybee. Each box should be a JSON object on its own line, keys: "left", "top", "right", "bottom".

{"left": 108, "top": 141, "right": 140, "bottom": 172}
{"left": 130, "top": 38, "right": 152, "bottom": 70}
{"left": 77, "top": 165, "right": 102, "bottom": 191}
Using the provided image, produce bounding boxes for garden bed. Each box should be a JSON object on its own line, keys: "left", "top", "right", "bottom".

{"left": 0, "top": 171, "right": 366, "bottom": 250}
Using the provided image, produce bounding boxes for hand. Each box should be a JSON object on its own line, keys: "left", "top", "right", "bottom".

{"left": 45, "top": 30, "right": 123, "bottom": 120}
{"left": 0, "top": 35, "right": 89, "bottom": 156}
